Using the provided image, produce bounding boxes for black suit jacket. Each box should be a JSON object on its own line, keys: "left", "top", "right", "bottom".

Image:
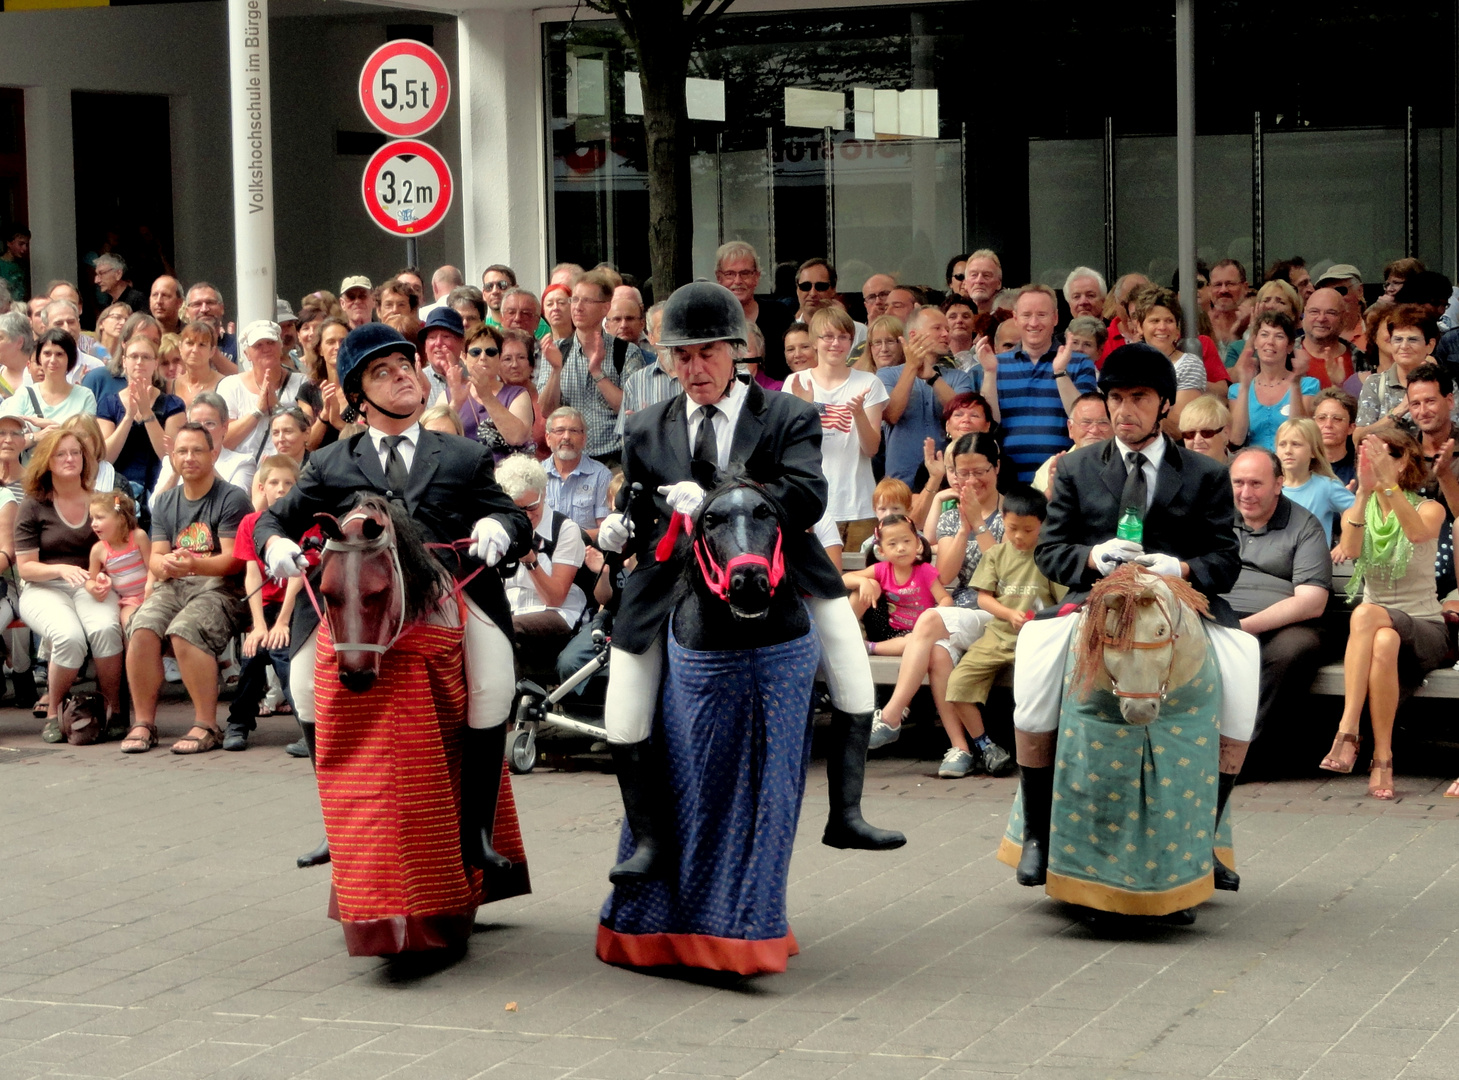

{"left": 254, "top": 428, "right": 533, "bottom": 650}
{"left": 1037, "top": 437, "right": 1241, "bottom": 627}
{"left": 613, "top": 378, "right": 843, "bottom": 654}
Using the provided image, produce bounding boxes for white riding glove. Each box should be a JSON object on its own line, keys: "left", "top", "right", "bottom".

{"left": 658, "top": 481, "right": 706, "bottom": 517}
{"left": 1089, "top": 537, "right": 1144, "bottom": 576}
{"left": 470, "top": 517, "right": 512, "bottom": 567}
{"left": 265, "top": 538, "right": 305, "bottom": 580}
{"left": 1133, "top": 552, "right": 1183, "bottom": 578}
{"left": 597, "top": 512, "right": 634, "bottom": 554}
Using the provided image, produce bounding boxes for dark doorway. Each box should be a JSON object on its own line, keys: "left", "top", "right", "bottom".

{"left": 0, "top": 89, "right": 27, "bottom": 300}
{"left": 71, "top": 91, "right": 174, "bottom": 324}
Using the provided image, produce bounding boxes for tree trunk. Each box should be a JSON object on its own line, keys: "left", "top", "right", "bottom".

{"left": 620, "top": 1, "right": 694, "bottom": 303}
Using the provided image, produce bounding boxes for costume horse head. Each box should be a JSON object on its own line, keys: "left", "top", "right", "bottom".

{"left": 1072, "top": 564, "right": 1209, "bottom": 725}
{"left": 315, "top": 494, "right": 449, "bottom": 693}
{"left": 658, "top": 470, "right": 810, "bottom": 650}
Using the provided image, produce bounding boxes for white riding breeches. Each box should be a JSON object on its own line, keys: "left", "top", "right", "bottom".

{"left": 292, "top": 594, "right": 515, "bottom": 730}
{"left": 603, "top": 595, "right": 874, "bottom": 744}
{"left": 1012, "top": 611, "right": 1259, "bottom": 743}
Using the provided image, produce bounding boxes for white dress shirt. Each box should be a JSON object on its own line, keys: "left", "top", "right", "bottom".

{"left": 684, "top": 376, "right": 747, "bottom": 473}
{"left": 368, "top": 422, "right": 422, "bottom": 474}
{"left": 1113, "top": 433, "right": 1165, "bottom": 513}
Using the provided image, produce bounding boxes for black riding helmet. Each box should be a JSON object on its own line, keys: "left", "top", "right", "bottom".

{"left": 1098, "top": 343, "right": 1178, "bottom": 406}
{"left": 657, "top": 280, "right": 748, "bottom": 348}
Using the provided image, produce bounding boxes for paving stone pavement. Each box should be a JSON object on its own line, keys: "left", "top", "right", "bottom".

{"left": 4, "top": 700, "right": 1459, "bottom": 1080}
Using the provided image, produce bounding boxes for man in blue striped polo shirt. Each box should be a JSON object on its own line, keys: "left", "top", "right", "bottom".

{"left": 990, "top": 284, "right": 1099, "bottom": 482}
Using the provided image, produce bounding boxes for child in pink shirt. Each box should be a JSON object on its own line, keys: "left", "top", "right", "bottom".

{"left": 843, "top": 513, "right": 951, "bottom": 655}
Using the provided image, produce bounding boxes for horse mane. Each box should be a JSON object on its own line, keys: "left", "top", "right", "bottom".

{"left": 1071, "top": 564, "right": 1210, "bottom": 698}
{"left": 349, "top": 493, "right": 449, "bottom": 625}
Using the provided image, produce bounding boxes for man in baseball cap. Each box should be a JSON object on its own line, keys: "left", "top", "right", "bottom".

{"left": 340, "top": 276, "right": 374, "bottom": 329}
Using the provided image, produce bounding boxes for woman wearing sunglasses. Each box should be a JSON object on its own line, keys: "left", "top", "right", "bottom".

{"left": 1178, "top": 395, "right": 1232, "bottom": 464}
{"left": 452, "top": 324, "right": 534, "bottom": 462}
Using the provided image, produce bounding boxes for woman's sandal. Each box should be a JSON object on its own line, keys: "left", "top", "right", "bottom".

{"left": 1369, "top": 759, "right": 1395, "bottom": 801}
{"left": 1319, "top": 730, "right": 1360, "bottom": 774}
{"left": 1444, "top": 779, "right": 1459, "bottom": 799}
{"left": 170, "top": 725, "right": 223, "bottom": 755}
{"left": 120, "top": 723, "right": 157, "bottom": 754}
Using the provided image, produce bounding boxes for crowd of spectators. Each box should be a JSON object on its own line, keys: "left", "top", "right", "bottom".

{"left": 1, "top": 239, "right": 1458, "bottom": 795}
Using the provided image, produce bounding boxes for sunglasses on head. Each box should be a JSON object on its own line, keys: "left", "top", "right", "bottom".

{"left": 797, "top": 280, "right": 832, "bottom": 292}
{"left": 1182, "top": 427, "right": 1225, "bottom": 440}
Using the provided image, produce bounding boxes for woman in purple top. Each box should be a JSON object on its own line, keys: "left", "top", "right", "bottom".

{"left": 452, "top": 324, "right": 535, "bottom": 462}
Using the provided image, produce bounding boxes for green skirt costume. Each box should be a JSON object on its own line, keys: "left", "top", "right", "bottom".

{"left": 998, "top": 636, "right": 1233, "bottom": 916}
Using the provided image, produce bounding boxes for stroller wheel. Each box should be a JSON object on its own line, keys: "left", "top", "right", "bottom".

{"left": 509, "top": 726, "right": 538, "bottom": 774}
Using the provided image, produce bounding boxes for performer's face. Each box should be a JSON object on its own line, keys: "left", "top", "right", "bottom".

{"left": 1106, "top": 386, "right": 1163, "bottom": 450}
{"left": 361, "top": 351, "right": 423, "bottom": 417}
{"left": 673, "top": 340, "right": 736, "bottom": 405}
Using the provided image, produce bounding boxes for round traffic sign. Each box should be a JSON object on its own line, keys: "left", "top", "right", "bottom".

{"left": 359, "top": 40, "right": 450, "bottom": 138}
{"left": 361, "top": 140, "right": 454, "bottom": 237}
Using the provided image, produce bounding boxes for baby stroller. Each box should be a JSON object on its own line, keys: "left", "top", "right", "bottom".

{"left": 509, "top": 607, "right": 612, "bottom": 773}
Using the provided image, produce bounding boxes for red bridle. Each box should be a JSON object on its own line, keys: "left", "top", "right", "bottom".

{"left": 655, "top": 508, "right": 786, "bottom": 602}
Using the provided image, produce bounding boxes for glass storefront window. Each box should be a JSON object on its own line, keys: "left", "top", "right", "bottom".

{"left": 1028, "top": 139, "right": 1103, "bottom": 291}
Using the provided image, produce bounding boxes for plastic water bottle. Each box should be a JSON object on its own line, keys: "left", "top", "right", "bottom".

{"left": 1116, "top": 506, "right": 1143, "bottom": 545}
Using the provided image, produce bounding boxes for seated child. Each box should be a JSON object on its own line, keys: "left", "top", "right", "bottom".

{"left": 939, "top": 485, "right": 1065, "bottom": 779}
{"left": 85, "top": 490, "right": 150, "bottom": 632}
{"left": 857, "top": 477, "right": 928, "bottom": 567}
{"left": 844, "top": 513, "right": 949, "bottom": 655}
{"left": 221, "top": 455, "right": 317, "bottom": 752}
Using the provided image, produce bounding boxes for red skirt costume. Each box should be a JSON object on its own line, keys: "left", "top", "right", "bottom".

{"left": 314, "top": 616, "right": 531, "bottom": 956}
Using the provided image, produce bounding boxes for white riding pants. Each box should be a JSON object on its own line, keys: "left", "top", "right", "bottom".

{"left": 292, "top": 594, "right": 515, "bottom": 730}
{"left": 1012, "top": 612, "right": 1259, "bottom": 743}
{"left": 604, "top": 595, "right": 875, "bottom": 744}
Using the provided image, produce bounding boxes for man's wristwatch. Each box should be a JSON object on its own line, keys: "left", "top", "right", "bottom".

{"left": 1054, "top": 370, "right": 1072, "bottom": 379}
{"left": 922, "top": 371, "right": 940, "bottom": 385}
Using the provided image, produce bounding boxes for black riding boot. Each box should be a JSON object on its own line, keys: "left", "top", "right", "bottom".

{"left": 295, "top": 720, "right": 331, "bottom": 869}
{"left": 822, "top": 709, "right": 907, "bottom": 850}
{"left": 1213, "top": 772, "right": 1240, "bottom": 892}
{"left": 608, "top": 740, "right": 672, "bottom": 885}
{"left": 460, "top": 725, "right": 514, "bottom": 876}
{"left": 1016, "top": 765, "right": 1055, "bottom": 886}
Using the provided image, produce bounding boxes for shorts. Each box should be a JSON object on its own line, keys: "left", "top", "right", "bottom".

{"left": 933, "top": 606, "right": 994, "bottom": 665}
{"left": 126, "top": 577, "right": 244, "bottom": 657}
{"left": 862, "top": 602, "right": 917, "bottom": 643}
{"left": 1380, "top": 608, "right": 1451, "bottom": 687}
{"left": 945, "top": 633, "right": 1017, "bottom": 705}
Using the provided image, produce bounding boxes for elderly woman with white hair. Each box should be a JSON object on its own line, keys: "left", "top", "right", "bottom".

{"left": 496, "top": 453, "right": 587, "bottom": 669}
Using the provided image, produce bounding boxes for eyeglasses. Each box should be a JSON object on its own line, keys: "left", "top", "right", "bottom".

{"left": 1390, "top": 334, "right": 1428, "bottom": 349}
{"left": 1182, "top": 427, "right": 1226, "bottom": 440}
{"left": 1072, "top": 418, "right": 1112, "bottom": 430}
{"left": 548, "top": 426, "right": 585, "bottom": 436}
{"left": 0, "top": 430, "right": 25, "bottom": 441}
{"left": 818, "top": 333, "right": 852, "bottom": 344}
{"left": 717, "top": 269, "right": 758, "bottom": 281}
{"left": 797, "top": 281, "right": 832, "bottom": 293}
{"left": 863, "top": 290, "right": 891, "bottom": 304}
{"left": 466, "top": 346, "right": 500, "bottom": 358}
{"left": 959, "top": 465, "right": 995, "bottom": 479}
{"left": 1328, "top": 284, "right": 1350, "bottom": 296}
{"left": 570, "top": 296, "right": 609, "bottom": 307}
{"left": 951, "top": 273, "right": 965, "bottom": 282}
{"left": 482, "top": 281, "right": 510, "bottom": 291}
{"left": 517, "top": 495, "right": 543, "bottom": 511}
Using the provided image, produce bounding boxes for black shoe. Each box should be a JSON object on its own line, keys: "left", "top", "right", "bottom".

{"left": 980, "top": 740, "right": 1014, "bottom": 777}
{"left": 460, "top": 726, "right": 513, "bottom": 876}
{"left": 222, "top": 721, "right": 250, "bottom": 751}
{"left": 822, "top": 708, "right": 906, "bottom": 850}
{"left": 1214, "top": 771, "right": 1240, "bottom": 892}
{"left": 284, "top": 737, "right": 309, "bottom": 758}
{"left": 1016, "top": 765, "right": 1055, "bottom": 887}
{"left": 608, "top": 740, "right": 673, "bottom": 885}
{"left": 296, "top": 838, "right": 330, "bottom": 868}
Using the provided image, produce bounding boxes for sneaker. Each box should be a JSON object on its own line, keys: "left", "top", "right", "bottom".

{"left": 868, "top": 707, "right": 906, "bottom": 750}
{"left": 938, "top": 747, "right": 975, "bottom": 778}
{"left": 980, "top": 741, "right": 1014, "bottom": 777}
{"left": 163, "top": 658, "right": 182, "bottom": 683}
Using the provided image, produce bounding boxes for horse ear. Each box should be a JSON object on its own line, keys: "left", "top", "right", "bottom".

{"left": 315, "top": 514, "right": 344, "bottom": 542}
{"left": 360, "top": 518, "right": 385, "bottom": 541}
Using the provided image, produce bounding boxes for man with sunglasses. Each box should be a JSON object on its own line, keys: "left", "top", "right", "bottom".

{"left": 480, "top": 264, "right": 517, "bottom": 327}
{"left": 795, "top": 258, "right": 867, "bottom": 353}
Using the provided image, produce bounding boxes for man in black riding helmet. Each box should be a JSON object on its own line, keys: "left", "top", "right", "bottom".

{"left": 1004, "top": 342, "right": 1254, "bottom": 903}
{"left": 596, "top": 280, "right": 905, "bottom": 886}
{"left": 255, "top": 323, "right": 532, "bottom": 874}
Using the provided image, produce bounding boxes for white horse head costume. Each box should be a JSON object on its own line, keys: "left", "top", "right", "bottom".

{"left": 1072, "top": 564, "right": 1210, "bottom": 725}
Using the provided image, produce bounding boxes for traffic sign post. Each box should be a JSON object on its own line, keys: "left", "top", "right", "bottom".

{"left": 358, "top": 40, "right": 453, "bottom": 267}
{"left": 358, "top": 40, "right": 450, "bottom": 139}
{"left": 361, "top": 140, "right": 454, "bottom": 239}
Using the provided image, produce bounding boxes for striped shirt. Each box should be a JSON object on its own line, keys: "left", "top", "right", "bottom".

{"left": 616, "top": 357, "right": 683, "bottom": 437}
{"left": 994, "top": 346, "right": 1098, "bottom": 482}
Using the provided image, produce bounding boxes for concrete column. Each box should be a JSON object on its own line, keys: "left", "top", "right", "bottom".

{"left": 1175, "top": 0, "right": 1198, "bottom": 354}
{"left": 22, "top": 86, "right": 78, "bottom": 292}
{"left": 228, "top": 0, "right": 276, "bottom": 326}
{"left": 457, "top": 9, "right": 546, "bottom": 289}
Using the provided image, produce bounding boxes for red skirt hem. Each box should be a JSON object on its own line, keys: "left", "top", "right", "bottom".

{"left": 595, "top": 924, "right": 800, "bottom": 975}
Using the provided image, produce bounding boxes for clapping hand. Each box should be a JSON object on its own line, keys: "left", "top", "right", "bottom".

{"left": 923, "top": 437, "right": 944, "bottom": 480}
{"left": 789, "top": 374, "right": 814, "bottom": 402}
{"left": 1233, "top": 343, "right": 1257, "bottom": 384}
{"left": 1363, "top": 435, "right": 1399, "bottom": 491}
{"left": 1052, "top": 338, "right": 1074, "bottom": 375}
{"left": 539, "top": 335, "right": 563, "bottom": 372}
{"left": 973, "top": 334, "right": 998, "bottom": 373}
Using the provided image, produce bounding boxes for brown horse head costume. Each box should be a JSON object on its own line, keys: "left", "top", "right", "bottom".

{"left": 1072, "top": 564, "right": 1210, "bottom": 725}
{"left": 315, "top": 494, "right": 450, "bottom": 693}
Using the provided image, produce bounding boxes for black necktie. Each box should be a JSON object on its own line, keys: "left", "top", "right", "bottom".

{"left": 382, "top": 434, "right": 410, "bottom": 500}
{"left": 1121, "top": 450, "right": 1148, "bottom": 515}
{"left": 694, "top": 404, "right": 719, "bottom": 468}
